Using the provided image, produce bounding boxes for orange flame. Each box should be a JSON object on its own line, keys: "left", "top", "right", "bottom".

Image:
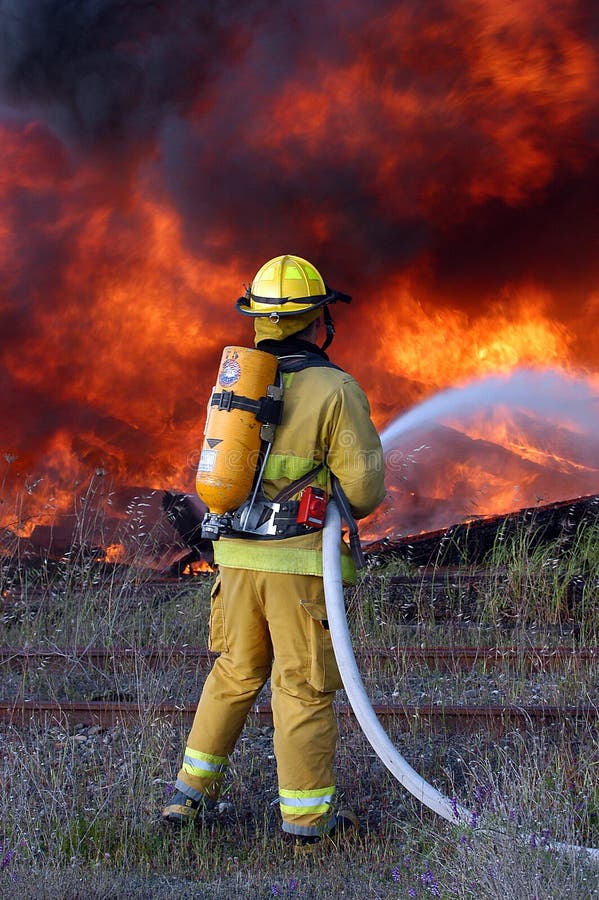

{"left": 182, "top": 559, "right": 215, "bottom": 576}
{"left": 0, "top": 2, "right": 598, "bottom": 541}
{"left": 101, "top": 543, "right": 126, "bottom": 564}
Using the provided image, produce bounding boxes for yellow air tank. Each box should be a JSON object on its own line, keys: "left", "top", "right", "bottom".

{"left": 196, "top": 346, "right": 279, "bottom": 516}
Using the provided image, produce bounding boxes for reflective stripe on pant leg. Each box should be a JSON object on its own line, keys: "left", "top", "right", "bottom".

{"left": 177, "top": 746, "right": 229, "bottom": 803}
{"left": 279, "top": 786, "right": 336, "bottom": 836}
{"left": 182, "top": 747, "right": 228, "bottom": 779}
{"left": 177, "top": 745, "right": 228, "bottom": 802}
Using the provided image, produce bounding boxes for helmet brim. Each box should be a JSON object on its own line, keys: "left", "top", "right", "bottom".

{"left": 236, "top": 288, "right": 351, "bottom": 317}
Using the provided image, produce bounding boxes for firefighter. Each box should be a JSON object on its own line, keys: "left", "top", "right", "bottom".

{"left": 162, "top": 254, "right": 385, "bottom": 843}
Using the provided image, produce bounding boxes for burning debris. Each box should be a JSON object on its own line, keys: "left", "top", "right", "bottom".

{"left": 366, "top": 493, "right": 599, "bottom": 568}
{"left": 161, "top": 491, "right": 213, "bottom": 575}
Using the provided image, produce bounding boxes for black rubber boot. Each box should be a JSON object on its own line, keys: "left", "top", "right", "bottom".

{"left": 330, "top": 808, "right": 360, "bottom": 836}
{"left": 161, "top": 790, "right": 202, "bottom": 826}
{"left": 293, "top": 808, "right": 359, "bottom": 851}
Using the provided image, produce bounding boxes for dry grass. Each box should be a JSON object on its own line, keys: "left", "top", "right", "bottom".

{"left": 1, "top": 714, "right": 598, "bottom": 898}
{"left": 1, "top": 490, "right": 599, "bottom": 898}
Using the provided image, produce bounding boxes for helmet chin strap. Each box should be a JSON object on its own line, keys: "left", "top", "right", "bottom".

{"left": 321, "top": 304, "right": 335, "bottom": 352}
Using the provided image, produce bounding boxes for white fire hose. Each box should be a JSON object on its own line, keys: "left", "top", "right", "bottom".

{"left": 322, "top": 500, "right": 599, "bottom": 863}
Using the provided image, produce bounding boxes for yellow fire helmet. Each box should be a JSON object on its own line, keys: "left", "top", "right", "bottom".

{"left": 236, "top": 254, "right": 351, "bottom": 350}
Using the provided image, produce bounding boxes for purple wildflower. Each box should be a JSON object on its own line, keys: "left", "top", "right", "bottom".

{"left": 288, "top": 878, "right": 297, "bottom": 894}
{"left": 392, "top": 865, "right": 400, "bottom": 882}
{"left": 469, "top": 810, "right": 478, "bottom": 829}
{"left": 475, "top": 784, "right": 491, "bottom": 807}
{"left": 1, "top": 847, "right": 14, "bottom": 870}
{"left": 272, "top": 883, "right": 280, "bottom": 897}
{"left": 408, "top": 889, "right": 417, "bottom": 899}
{"left": 450, "top": 796, "right": 460, "bottom": 819}
{"left": 421, "top": 867, "right": 441, "bottom": 897}
{"left": 529, "top": 833, "right": 537, "bottom": 849}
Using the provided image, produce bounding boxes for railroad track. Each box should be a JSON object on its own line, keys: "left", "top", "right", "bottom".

{"left": 1, "top": 699, "right": 597, "bottom": 732}
{"left": 1, "top": 645, "right": 597, "bottom": 671}
{"left": 2, "top": 645, "right": 597, "bottom": 734}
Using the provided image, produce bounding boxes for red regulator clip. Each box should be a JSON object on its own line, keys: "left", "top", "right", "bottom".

{"left": 296, "top": 487, "right": 327, "bottom": 528}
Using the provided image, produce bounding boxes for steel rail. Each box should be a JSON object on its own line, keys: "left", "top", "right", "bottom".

{"left": 1, "top": 645, "right": 596, "bottom": 671}
{"left": 1, "top": 699, "right": 598, "bottom": 730}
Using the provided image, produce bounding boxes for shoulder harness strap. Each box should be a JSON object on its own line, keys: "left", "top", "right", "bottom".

{"left": 277, "top": 352, "right": 344, "bottom": 374}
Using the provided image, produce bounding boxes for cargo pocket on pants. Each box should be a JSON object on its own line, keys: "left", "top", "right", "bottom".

{"left": 208, "top": 574, "right": 228, "bottom": 653}
{"left": 300, "top": 599, "right": 343, "bottom": 693}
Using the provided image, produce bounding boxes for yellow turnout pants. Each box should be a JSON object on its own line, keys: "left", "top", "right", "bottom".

{"left": 176, "top": 566, "right": 343, "bottom": 837}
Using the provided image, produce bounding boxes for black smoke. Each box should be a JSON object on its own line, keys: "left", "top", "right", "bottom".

{"left": 0, "top": 0, "right": 267, "bottom": 149}
{"left": 1, "top": 0, "right": 599, "bottom": 516}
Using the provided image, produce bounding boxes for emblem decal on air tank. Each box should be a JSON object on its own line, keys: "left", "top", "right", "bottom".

{"left": 219, "top": 357, "right": 241, "bottom": 387}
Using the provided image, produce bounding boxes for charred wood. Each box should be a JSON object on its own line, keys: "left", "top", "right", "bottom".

{"left": 365, "top": 493, "right": 599, "bottom": 567}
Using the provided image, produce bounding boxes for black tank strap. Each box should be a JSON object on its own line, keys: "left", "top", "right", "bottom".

{"left": 210, "top": 390, "right": 283, "bottom": 425}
